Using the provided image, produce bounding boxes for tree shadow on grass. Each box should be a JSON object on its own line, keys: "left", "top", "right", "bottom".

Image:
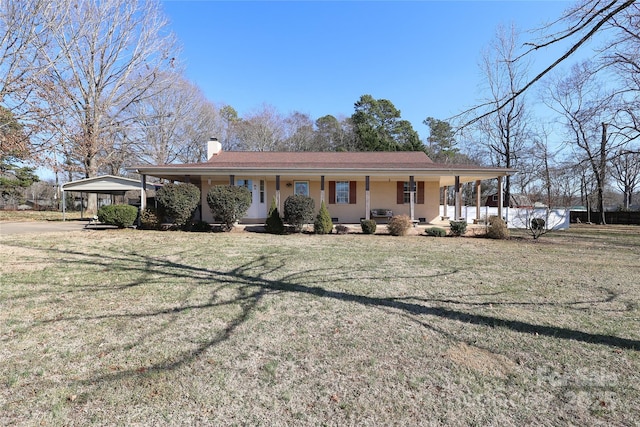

{"left": 1, "top": 241, "right": 639, "bottom": 388}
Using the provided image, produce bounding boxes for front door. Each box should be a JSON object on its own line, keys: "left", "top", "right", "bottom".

{"left": 237, "top": 179, "right": 267, "bottom": 219}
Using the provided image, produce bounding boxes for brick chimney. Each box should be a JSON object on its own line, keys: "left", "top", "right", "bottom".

{"left": 207, "top": 137, "right": 222, "bottom": 159}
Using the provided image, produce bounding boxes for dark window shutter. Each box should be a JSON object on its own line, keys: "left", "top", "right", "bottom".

{"left": 397, "top": 181, "right": 404, "bottom": 204}
{"left": 349, "top": 181, "right": 357, "bottom": 204}
{"left": 328, "top": 181, "right": 336, "bottom": 204}
{"left": 417, "top": 181, "right": 425, "bottom": 204}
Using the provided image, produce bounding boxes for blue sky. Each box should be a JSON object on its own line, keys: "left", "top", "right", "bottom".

{"left": 163, "top": 1, "right": 573, "bottom": 140}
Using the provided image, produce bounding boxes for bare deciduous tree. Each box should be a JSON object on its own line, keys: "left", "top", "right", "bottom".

{"left": 475, "top": 24, "right": 533, "bottom": 206}
{"left": 542, "top": 61, "right": 628, "bottom": 223}
{"left": 235, "top": 104, "right": 285, "bottom": 151}
{"left": 32, "top": 0, "right": 178, "bottom": 212}
{"left": 610, "top": 150, "right": 640, "bottom": 209}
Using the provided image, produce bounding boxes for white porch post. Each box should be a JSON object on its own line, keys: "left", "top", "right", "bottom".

{"left": 140, "top": 174, "right": 147, "bottom": 212}
{"left": 365, "top": 176, "right": 370, "bottom": 220}
{"left": 475, "top": 180, "right": 481, "bottom": 221}
{"left": 275, "top": 175, "right": 281, "bottom": 212}
{"left": 454, "top": 176, "right": 461, "bottom": 220}
{"left": 409, "top": 175, "right": 415, "bottom": 221}
{"left": 443, "top": 186, "right": 448, "bottom": 219}
{"left": 62, "top": 189, "right": 66, "bottom": 221}
{"left": 320, "top": 175, "right": 325, "bottom": 204}
{"left": 497, "top": 175, "right": 504, "bottom": 220}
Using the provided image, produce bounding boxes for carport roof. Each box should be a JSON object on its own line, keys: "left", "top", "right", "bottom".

{"left": 61, "top": 175, "right": 157, "bottom": 195}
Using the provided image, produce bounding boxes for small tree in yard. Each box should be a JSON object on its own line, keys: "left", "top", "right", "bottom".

{"left": 449, "top": 220, "right": 467, "bottom": 237}
{"left": 284, "top": 194, "right": 314, "bottom": 233}
{"left": 265, "top": 196, "right": 284, "bottom": 234}
{"left": 156, "top": 183, "right": 201, "bottom": 229}
{"left": 314, "top": 201, "right": 333, "bottom": 234}
{"left": 207, "top": 185, "right": 252, "bottom": 231}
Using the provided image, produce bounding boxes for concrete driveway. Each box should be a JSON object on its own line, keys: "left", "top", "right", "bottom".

{"left": 0, "top": 221, "right": 91, "bottom": 236}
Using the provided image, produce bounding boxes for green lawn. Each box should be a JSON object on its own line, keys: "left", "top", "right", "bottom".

{"left": 1, "top": 226, "right": 639, "bottom": 425}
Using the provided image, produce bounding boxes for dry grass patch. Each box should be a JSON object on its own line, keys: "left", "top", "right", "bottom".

{"left": 1, "top": 226, "right": 639, "bottom": 425}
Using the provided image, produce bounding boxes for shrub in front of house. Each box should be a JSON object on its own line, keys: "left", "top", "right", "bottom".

{"left": 284, "top": 194, "right": 315, "bottom": 233}
{"left": 140, "top": 207, "right": 161, "bottom": 230}
{"left": 449, "top": 220, "right": 468, "bottom": 237}
{"left": 360, "top": 219, "right": 377, "bottom": 234}
{"left": 156, "top": 182, "right": 200, "bottom": 229}
{"left": 425, "top": 227, "right": 446, "bottom": 237}
{"left": 97, "top": 204, "right": 138, "bottom": 228}
{"left": 387, "top": 214, "right": 412, "bottom": 236}
{"left": 207, "top": 185, "right": 252, "bottom": 231}
{"left": 265, "top": 196, "right": 285, "bottom": 234}
{"left": 487, "top": 216, "right": 510, "bottom": 239}
{"left": 335, "top": 224, "right": 349, "bottom": 234}
{"left": 314, "top": 201, "right": 333, "bottom": 234}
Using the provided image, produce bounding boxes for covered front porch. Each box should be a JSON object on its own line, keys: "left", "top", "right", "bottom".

{"left": 134, "top": 171, "right": 508, "bottom": 226}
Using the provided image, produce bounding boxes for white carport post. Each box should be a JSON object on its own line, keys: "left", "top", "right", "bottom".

{"left": 140, "top": 174, "right": 147, "bottom": 212}
{"left": 62, "top": 188, "right": 66, "bottom": 221}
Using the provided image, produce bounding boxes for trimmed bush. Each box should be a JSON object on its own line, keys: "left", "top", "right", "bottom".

{"left": 207, "top": 185, "right": 252, "bottom": 231}
{"left": 97, "top": 204, "right": 138, "bottom": 228}
{"left": 487, "top": 216, "right": 510, "bottom": 239}
{"left": 335, "top": 224, "right": 350, "bottom": 234}
{"left": 284, "top": 194, "right": 315, "bottom": 233}
{"left": 360, "top": 219, "right": 377, "bottom": 234}
{"left": 190, "top": 220, "right": 212, "bottom": 232}
{"left": 449, "top": 220, "right": 467, "bottom": 237}
{"left": 314, "top": 201, "right": 333, "bottom": 234}
{"left": 387, "top": 214, "right": 412, "bottom": 236}
{"left": 156, "top": 182, "right": 200, "bottom": 228}
{"left": 265, "top": 196, "right": 285, "bottom": 234}
{"left": 425, "top": 227, "right": 446, "bottom": 237}
{"left": 139, "top": 207, "right": 161, "bottom": 230}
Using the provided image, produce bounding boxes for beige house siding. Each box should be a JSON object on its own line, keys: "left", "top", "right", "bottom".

{"left": 199, "top": 177, "right": 442, "bottom": 224}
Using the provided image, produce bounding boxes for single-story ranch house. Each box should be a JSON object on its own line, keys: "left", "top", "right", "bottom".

{"left": 129, "top": 138, "right": 516, "bottom": 225}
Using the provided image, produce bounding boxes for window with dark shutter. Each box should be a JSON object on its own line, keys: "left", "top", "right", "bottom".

{"left": 329, "top": 181, "right": 336, "bottom": 204}
{"left": 349, "top": 181, "right": 357, "bottom": 204}
{"left": 396, "top": 181, "right": 404, "bottom": 204}
{"left": 417, "top": 181, "right": 425, "bottom": 204}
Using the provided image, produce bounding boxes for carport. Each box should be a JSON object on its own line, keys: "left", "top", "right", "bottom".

{"left": 61, "top": 175, "right": 158, "bottom": 221}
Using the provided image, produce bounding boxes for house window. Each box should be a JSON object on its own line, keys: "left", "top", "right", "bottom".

{"left": 403, "top": 182, "right": 413, "bottom": 204}
{"left": 397, "top": 181, "right": 424, "bottom": 204}
{"left": 260, "top": 180, "right": 265, "bottom": 203}
{"left": 294, "top": 181, "right": 309, "bottom": 197}
{"left": 335, "top": 181, "right": 349, "bottom": 204}
{"left": 237, "top": 179, "right": 252, "bottom": 190}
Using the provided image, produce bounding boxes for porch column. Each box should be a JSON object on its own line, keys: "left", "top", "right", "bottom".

{"left": 409, "top": 175, "right": 415, "bottom": 220}
{"left": 320, "top": 175, "right": 325, "bottom": 204}
{"left": 454, "top": 176, "right": 461, "bottom": 220}
{"left": 275, "top": 175, "right": 281, "bottom": 212}
{"left": 443, "top": 186, "right": 448, "bottom": 219}
{"left": 229, "top": 175, "right": 235, "bottom": 186}
{"left": 497, "top": 176, "right": 504, "bottom": 220}
{"left": 365, "top": 176, "right": 370, "bottom": 220}
{"left": 140, "top": 174, "right": 147, "bottom": 212}
{"left": 475, "top": 180, "right": 481, "bottom": 221}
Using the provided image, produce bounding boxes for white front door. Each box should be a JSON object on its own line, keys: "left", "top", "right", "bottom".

{"left": 237, "top": 179, "right": 267, "bottom": 219}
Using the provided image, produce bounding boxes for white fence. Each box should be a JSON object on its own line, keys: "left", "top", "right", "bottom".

{"left": 439, "top": 206, "right": 571, "bottom": 230}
